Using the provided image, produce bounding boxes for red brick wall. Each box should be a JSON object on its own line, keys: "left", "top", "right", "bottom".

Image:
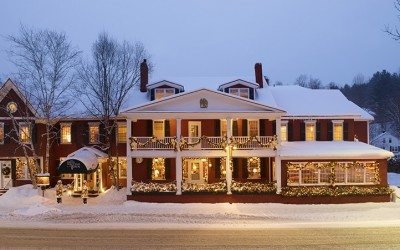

{"left": 354, "top": 121, "right": 368, "bottom": 143}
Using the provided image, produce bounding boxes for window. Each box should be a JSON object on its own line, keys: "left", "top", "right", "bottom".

{"left": 16, "top": 158, "right": 40, "bottom": 180}
{"left": 152, "top": 158, "right": 165, "bottom": 180}
{"left": 0, "top": 123, "right": 4, "bottom": 144}
{"left": 117, "top": 123, "right": 127, "bottom": 143}
{"left": 305, "top": 121, "right": 316, "bottom": 141}
{"left": 153, "top": 120, "right": 165, "bottom": 139}
{"left": 281, "top": 121, "right": 288, "bottom": 142}
{"left": 247, "top": 157, "right": 261, "bottom": 179}
{"left": 220, "top": 119, "right": 227, "bottom": 137}
{"left": 60, "top": 123, "right": 72, "bottom": 144}
{"left": 248, "top": 120, "right": 259, "bottom": 137}
{"left": 389, "top": 138, "right": 392, "bottom": 144}
{"left": 229, "top": 88, "right": 249, "bottom": 98}
{"left": 19, "top": 123, "right": 31, "bottom": 144}
{"left": 220, "top": 157, "right": 226, "bottom": 179}
{"left": 332, "top": 121, "right": 343, "bottom": 141}
{"left": 89, "top": 123, "right": 99, "bottom": 144}
{"left": 113, "top": 157, "right": 127, "bottom": 178}
{"left": 155, "top": 88, "right": 175, "bottom": 100}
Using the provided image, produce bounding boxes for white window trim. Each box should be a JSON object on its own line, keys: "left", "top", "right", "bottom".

{"left": 229, "top": 88, "right": 250, "bottom": 98}
{"left": 281, "top": 120, "right": 288, "bottom": 142}
{"left": 247, "top": 119, "right": 259, "bottom": 137}
{"left": 332, "top": 120, "right": 344, "bottom": 141}
{"left": 304, "top": 120, "right": 316, "bottom": 142}
{"left": 88, "top": 122, "right": 100, "bottom": 144}
{"left": 155, "top": 88, "right": 175, "bottom": 100}
{"left": 0, "top": 122, "right": 4, "bottom": 145}
{"left": 60, "top": 122, "right": 72, "bottom": 144}
{"left": 153, "top": 120, "right": 165, "bottom": 139}
{"left": 117, "top": 122, "right": 127, "bottom": 143}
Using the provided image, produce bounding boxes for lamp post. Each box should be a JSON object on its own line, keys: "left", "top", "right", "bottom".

{"left": 36, "top": 173, "right": 50, "bottom": 197}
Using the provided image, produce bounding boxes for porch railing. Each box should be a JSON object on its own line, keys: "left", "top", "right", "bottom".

{"left": 181, "top": 136, "right": 224, "bottom": 150}
{"left": 131, "top": 137, "right": 176, "bottom": 150}
{"left": 231, "top": 136, "right": 276, "bottom": 149}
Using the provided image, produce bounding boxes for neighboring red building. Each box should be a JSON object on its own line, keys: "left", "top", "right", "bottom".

{"left": 0, "top": 61, "right": 394, "bottom": 203}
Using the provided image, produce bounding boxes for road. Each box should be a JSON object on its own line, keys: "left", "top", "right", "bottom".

{"left": 0, "top": 227, "right": 400, "bottom": 249}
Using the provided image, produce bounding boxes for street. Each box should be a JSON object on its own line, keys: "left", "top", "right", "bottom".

{"left": 0, "top": 227, "right": 400, "bottom": 249}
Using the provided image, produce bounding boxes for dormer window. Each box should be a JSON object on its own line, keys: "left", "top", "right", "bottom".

{"left": 229, "top": 88, "right": 249, "bottom": 98}
{"left": 155, "top": 88, "right": 175, "bottom": 100}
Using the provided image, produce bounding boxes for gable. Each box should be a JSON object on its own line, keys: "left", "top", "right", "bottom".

{"left": 0, "top": 80, "right": 36, "bottom": 118}
{"left": 218, "top": 79, "right": 259, "bottom": 91}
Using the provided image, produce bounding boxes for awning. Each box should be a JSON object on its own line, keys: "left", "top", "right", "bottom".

{"left": 58, "top": 147, "right": 107, "bottom": 174}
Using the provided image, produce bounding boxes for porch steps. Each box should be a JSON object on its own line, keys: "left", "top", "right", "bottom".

{"left": 0, "top": 189, "right": 7, "bottom": 196}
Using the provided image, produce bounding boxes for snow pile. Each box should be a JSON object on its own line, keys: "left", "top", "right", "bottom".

{"left": 92, "top": 187, "right": 127, "bottom": 205}
{"left": 12, "top": 203, "right": 60, "bottom": 216}
{"left": 0, "top": 185, "right": 54, "bottom": 208}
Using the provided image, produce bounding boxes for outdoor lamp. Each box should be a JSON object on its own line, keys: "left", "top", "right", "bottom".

{"left": 36, "top": 173, "right": 50, "bottom": 197}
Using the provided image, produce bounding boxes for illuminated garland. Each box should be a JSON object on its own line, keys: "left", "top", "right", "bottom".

{"left": 231, "top": 181, "right": 276, "bottom": 194}
{"left": 230, "top": 135, "right": 277, "bottom": 150}
{"left": 131, "top": 181, "right": 177, "bottom": 193}
{"left": 179, "top": 136, "right": 229, "bottom": 151}
{"left": 130, "top": 136, "right": 179, "bottom": 151}
{"left": 281, "top": 186, "right": 393, "bottom": 197}
{"left": 182, "top": 182, "right": 227, "bottom": 193}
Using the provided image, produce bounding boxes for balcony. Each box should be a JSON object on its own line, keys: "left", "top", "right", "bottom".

{"left": 130, "top": 136, "right": 276, "bottom": 151}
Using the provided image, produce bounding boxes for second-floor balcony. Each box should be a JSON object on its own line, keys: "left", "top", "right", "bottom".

{"left": 130, "top": 135, "right": 277, "bottom": 151}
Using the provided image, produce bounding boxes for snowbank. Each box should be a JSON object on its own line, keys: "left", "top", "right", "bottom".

{"left": 0, "top": 185, "right": 54, "bottom": 208}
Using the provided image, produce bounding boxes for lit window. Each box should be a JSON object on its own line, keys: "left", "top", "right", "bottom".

{"left": 332, "top": 121, "right": 343, "bottom": 141}
{"left": 229, "top": 88, "right": 249, "bottom": 98}
{"left": 0, "top": 123, "right": 4, "bottom": 144}
{"left": 153, "top": 120, "right": 164, "bottom": 139}
{"left": 16, "top": 158, "right": 39, "bottom": 180}
{"left": 220, "top": 120, "right": 227, "bottom": 137}
{"left": 281, "top": 122, "right": 288, "bottom": 142}
{"left": 220, "top": 157, "right": 226, "bottom": 179}
{"left": 117, "top": 123, "right": 127, "bottom": 143}
{"left": 155, "top": 88, "right": 175, "bottom": 100}
{"left": 152, "top": 158, "right": 165, "bottom": 180}
{"left": 114, "top": 157, "right": 127, "bottom": 178}
{"left": 305, "top": 121, "right": 316, "bottom": 141}
{"left": 248, "top": 120, "right": 259, "bottom": 137}
{"left": 19, "top": 123, "right": 31, "bottom": 143}
{"left": 61, "top": 123, "right": 71, "bottom": 144}
{"left": 89, "top": 123, "right": 99, "bottom": 144}
{"left": 247, "top": 157, "right": 261, "bottom": 179}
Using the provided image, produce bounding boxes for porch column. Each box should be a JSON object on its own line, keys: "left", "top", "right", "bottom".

{"left": 226, "top": 118, "right": 233, "bottom": 195}
{"left": 275, "top": 118, "right": 282, "bottom": 146}
{"left": 176, "top": 118, "right": 182, "bottom": 195}
{"left": 275, "top": 156, "right": 282, "bottom": 194}
{"left": 126, "top": 119, "right": 133, "bottom": 195}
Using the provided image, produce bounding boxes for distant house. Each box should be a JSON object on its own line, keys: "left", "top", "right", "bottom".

{"left": 371, "top": 132, "right": 400, "bottom": 156}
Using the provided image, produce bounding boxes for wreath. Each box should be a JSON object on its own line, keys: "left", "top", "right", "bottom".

{"left": 1, "top": 167, "right": 11, "bottom": 176}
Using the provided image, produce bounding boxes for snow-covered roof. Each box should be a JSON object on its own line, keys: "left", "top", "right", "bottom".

{"left": 279, "top": 141, "right": 394, "bottom": 160}
{"left": 370, "top": 132, "right": 399, "bottom": 143}
{"left": 146, "top": 80, "right": 185, "bottom": 91}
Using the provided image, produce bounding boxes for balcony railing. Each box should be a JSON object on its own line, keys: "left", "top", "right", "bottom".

{"left": 130, "top": 136, "right": 276, "bottom": 151}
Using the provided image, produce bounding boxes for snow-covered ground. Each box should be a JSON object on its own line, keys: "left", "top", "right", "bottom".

{"left": 1, "top": 174, "right": 400, "bottom": 229}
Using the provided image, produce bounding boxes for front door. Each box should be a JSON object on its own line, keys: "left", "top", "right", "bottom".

{"left": 0, "top": 161, "right": 12, "bottom": 189}
{"left": 188, "top": 121, "right": 201, "bottom": 148}
{"left": 186, "top": 160, "right": 207, "bottom": 184}
{"left": 74, "top": 173, "right": 84, "bottom": 192}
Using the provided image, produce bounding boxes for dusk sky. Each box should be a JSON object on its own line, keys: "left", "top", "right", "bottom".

{"left": 1, "top": 0, "right": 400, "bottom": 86}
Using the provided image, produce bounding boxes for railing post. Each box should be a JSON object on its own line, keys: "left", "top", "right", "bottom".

{"left": 176, "top": 118, "right": 182, "bottom": 195}
{"left": 126, "top": 119, "right": 132, "bottom": 196}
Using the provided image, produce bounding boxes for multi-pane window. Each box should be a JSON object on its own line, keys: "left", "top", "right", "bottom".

{"left": 0, "top": 123, "right": 4, "bottom": 144}
{"left": 155, "top": 88, "right": 175, "bottom": 100}
{"left": 220, "top": 119, "right": 227, "bottom": 137}
{"left": 16, "top": 158, "right": 40, "bottom": 180}
{"left": 153, "top": 120, "right": 165, "bottom": 139}
{"left": 281, "top": 122, "right": 288, "bottom": 142}
{"left": 89, "top": 123, "right": 99, "bottom": 144}
{"left": 152, "top": 158, "right": 166, "bottom": 180}
{"left": 19, "top": 123, "right": 31, "bottom": 144}
{"left": 229, "top": 88, "right": 249, "bottom": 98}
{"left": 332, "top": 121, "right": 343, "bottom": 141}
{"left": 117, "top": 123, "right": 127, "bottom": 143}
{"left": 305, "top": 122, "right": 316, "bottom": 141}
{"left": 248, "top": 120, "right": 259, "bottom": 137}
{"left": 61, "top": 123, "right": 72, "bottom": 144}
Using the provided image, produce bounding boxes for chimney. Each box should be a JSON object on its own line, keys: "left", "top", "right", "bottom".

{"left": 140, "top": 59, "right": 148, "bottom": 93}
{"left": 255, "top": 63, "right": 263, "bottom": 88}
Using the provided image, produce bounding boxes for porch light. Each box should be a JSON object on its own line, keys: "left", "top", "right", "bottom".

{"left": 208, "top": 163, "right": 212, "bottom": 167}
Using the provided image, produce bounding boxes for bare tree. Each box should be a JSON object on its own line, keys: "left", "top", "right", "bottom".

{"left": 385, "top": 0, "right": 400, "bottom": 41}
{"left": 308, "top": 77, "right": 322, "bottom": 89}
{"left": 327, "top": 82, "right": 339, "bottom": 89}
{"left": 386, "top": 96, "right": 400, "bottom": 137}
{"left": 7, "top": 26, "right": 80, "bottom": 174}
{"left": 353, "top": 73, "right": 366, "bottom": 85}
{"left": 294, "top": 74, "right": 308, "bottom": 87}
{"left": 77, "top": 32, "right": 151, "bottom": 189}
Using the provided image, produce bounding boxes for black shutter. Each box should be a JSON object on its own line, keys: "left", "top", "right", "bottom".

{"left": 147, "top": 120, "right": 153, "bottom": 137}
{"left": 165, "top": 158, "right": 170, "bottom": 180}
{"left": 232, "top": 120, "right": 238, "bottom": 136}
{"left": 83, "top": 123, "right": 89, "bottom": 145}
{"left": 215, "top": 120, "right": 221, "bottom": 136}
{"left": 215, "top": 158, "right": 221, "bottom": 180}
{"left": 327, "top": 122, "right": 333, "bottom": 141}
{"left": 249, "top": 88, "right": 254, "bottom": 100}
{"left": 260, "top": 157, "right": 268, "bottom": 179}
{"left": 272, "top": 120, "right": 276, "bottom": 136}
{"left": 146, "top": 159, "right": 152, "bottom": 180}
{"left": 242, "top": 158, "right": 248, "bottom": 179}
{"left": 242, "top": 119, "right": 247, "bottom": 136}
{"left": 232, "top": 158, "right": 239, "bottom": 179}
{"left": 99, "top": 123, "right": 106, "bottom": 144}
{"left": 11, "top": 159, "right": 16, "bottom": 181}
{"left": 300, "top": 122, "right": 305, "bottom": 141}
{"left": 150, "top": 89, "right": 155, "bottom": 101}
{"left": 288, "top": 121, "right": 293, "bottom": 141}
{"left": 71, "top": 123, "right": 77, "bottom": 144}
{"left": 31, "top": 123, "right": 37, "bottom": 144}
{"left": 164, "top": 120, "right": 170, "bottom": 137}
{"left": 259, "top": 120, "right": 265, "bottom": 136}
{"left": 110, "top": 123, "right": 116, "bottom": 144}
{"left": 175, "top": 88, "right": 179, "bottom": 94}
{"left": 343, "top": 121, "right": 349, "bottom": 141}
{"left": 224, "top": 88, "right": 229, "bottom": 93}
{"left": 316, "top": 121, "right": 321, "bottom": 141}
{"left": 4, "top": 123, "right": 10, "bottom": 144}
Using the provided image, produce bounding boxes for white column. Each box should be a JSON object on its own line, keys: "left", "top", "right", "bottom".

{"left": 176, "top": 118, "right": 182, "bottom": 195}
{"left": 276, "top": 118, "right": 282, "bottom": 147}
{"left": 275, "top": 156, "right": 282, "bottom": 194}
{"left": 226, "top": 118, "right": 233, "bottom": 195}
{"left": 126, "top": 119, "right": 133, "bottom": 195}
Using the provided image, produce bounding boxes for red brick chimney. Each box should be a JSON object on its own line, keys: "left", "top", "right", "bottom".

{"left": 255, "top": 63, "right": 263, "bottom": 88}
{"left": 140, "top": 59, "right": 148, "bottom": 93}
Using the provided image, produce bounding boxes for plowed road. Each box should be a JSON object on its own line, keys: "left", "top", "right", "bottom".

{"left": 0, "top": 227, "right": 400, "bottom": 249}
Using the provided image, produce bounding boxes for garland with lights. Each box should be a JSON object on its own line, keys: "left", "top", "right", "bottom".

{"left": 230, "top": 135, "right": 277, "bottom": 150}
{"left": 231, "top": 181, "right": 276, "bottom": 194}
{"left": 182, "top": 181, "right": 227, "bottom": 193}
{"left": 281, "top": 185, "right": 393, "bottom": 197}
{"left": 131, "top": 181, "right": 177, "bottom": 193}
{"left": 130, "top": 136, "right": 179, "bottom": 151}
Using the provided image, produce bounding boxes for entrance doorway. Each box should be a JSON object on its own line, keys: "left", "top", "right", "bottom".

{"left": 0, "top": 161, "right": 12, "bottom": 189}
{"left": 184, "top": 159, "right": 208, "bottom": 184}
{"left": 188, "top": 121, "right": 201, "bottom": 148}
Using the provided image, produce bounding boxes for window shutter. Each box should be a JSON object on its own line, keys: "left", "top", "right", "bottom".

{"left": 343, "top": 122, "right": 349, "bottom": 141}
{"left": 215, "top": 120, "right": 221, "bottom": 136}
{"left": 150, "top": 89, "right": 155, "bottom": 101}
{"left": 288, "top": 121, "right": 293, "bottom": 141}
{"left": 232, "top": 158, "right": 239, "bottom": 178}
{"left": 4, "top": 123, "right": 10, "bottom": 144}
{"left": 215, "top": 158, "right": 221, "bottom": 180}
{"left": 260, "top": 157, "right": 268, "bottom": 179}
{"left": 82, "top": 123, "right": 89, "bottom": 145}
{"left": 259, "top": 120, "right": 265, "bottom": 136}
{"left": 272, "top": 120, "right": 276, "bottom": 136}
{"left": 147, "top": 120, "right": 153, "bottom": 137}
{"left": 327, "top": 122, "right": 333, "bottom": 141}
{"left": 316, "top": 122, "right": 321, "bottom": 141}
{"left": 164, "top": 120, "right": 170, "bottom": 137}
{"left": 174, "top": 88, "right": 179, "bottom": 94}
{"left": 242, "top": 119, "right": 247, "bottom": 136}
{"left": 224, "top": 88, "right": 229, "bottom": 93}
{"left": 99, "top": 123, "right": 106, "bottom": 144}
{"left": 165, "top": 158, "right": 170, "bottom": 180}
{"left": 31, "top": 123, "right": 37, "bottom": 144}
{"left": 146, "top": 159, "right": 152, "bottom": 180}
{"left": 249, "top": 88, "right": 254, "bottom": 100}
{"left": 242, "top": 158, "right": 248, "bottom": 179}
{"left": 232, "top": 120, "right": 238, "bottom": 136}
{"left": 300, "top": 122, "right": 305, "bottom": 141}
{"left": 11, "top": 159, "right": 16, "bottom": 181}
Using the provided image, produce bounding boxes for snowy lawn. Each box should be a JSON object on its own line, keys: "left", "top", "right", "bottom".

{"left": 0, "top": 173, "right": 400, "bottom": 229}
